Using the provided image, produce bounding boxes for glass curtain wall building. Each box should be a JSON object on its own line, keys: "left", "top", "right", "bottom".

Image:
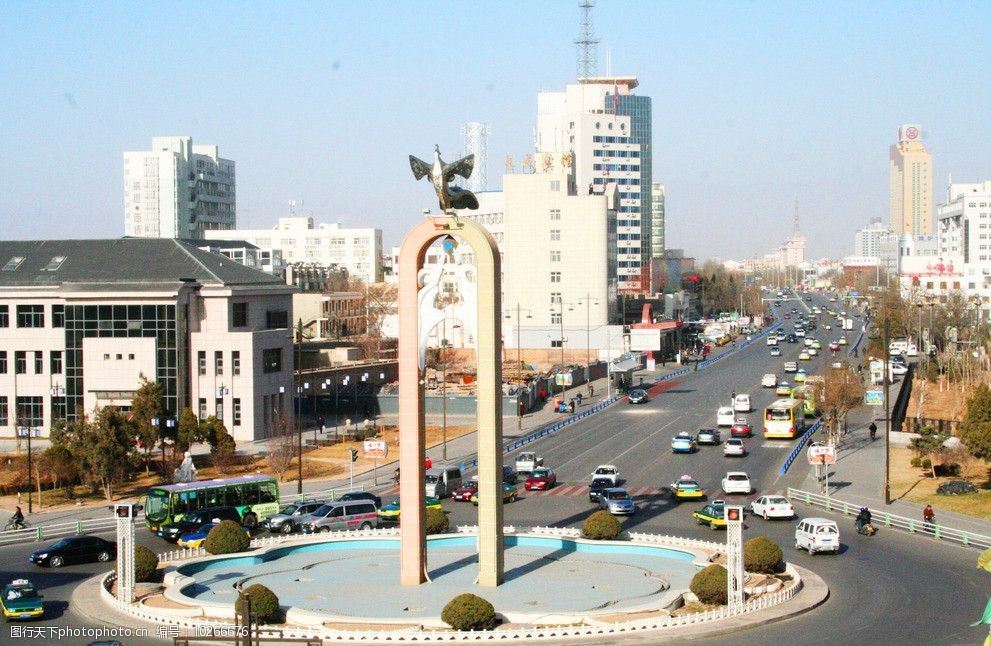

{"left": 608, "top": 92, "right": 653, "bottom": 287}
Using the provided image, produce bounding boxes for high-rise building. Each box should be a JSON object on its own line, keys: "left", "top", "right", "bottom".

{"left": 854, "top": 219, "right": 890, "bottom": 258}
{"left": 205, "top": 217, "right": 383, "bottom": 284}
{"left": 650, "top": 182, "right": 665, "bottom": 257}
{"left": 889, "top": 124, "right": 933, "bottom": 236}
{"left": 937, "top": 180, "right": 991, "bottom": 265}
{"left": 535, "top": 77, "right": 651, "bottom": 294}
{"left": 124, "top": 137, "right": 236, "bottom": 240}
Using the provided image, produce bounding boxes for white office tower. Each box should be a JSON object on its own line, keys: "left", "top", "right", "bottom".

{"left": 124, "top": 136, "right": 236, "bottom": 239}
{"left": 535, "top": 77, "right": 651, "bottom": 293}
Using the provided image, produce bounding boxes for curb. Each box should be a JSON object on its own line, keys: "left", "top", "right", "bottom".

{"left": 70, "top": 571, "right": 169, "bottom": 643}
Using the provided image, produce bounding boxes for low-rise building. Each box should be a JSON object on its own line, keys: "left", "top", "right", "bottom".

{"left": 0, "top": 239, "right": 295, "bottom": 443}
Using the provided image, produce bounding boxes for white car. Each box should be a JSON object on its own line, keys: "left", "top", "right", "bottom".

{"left": 761, "top": 374, "right": 777, "bottom": 388}
{"left": 888, "top": 362, "right": 908, "bottom": 376}
{"left": 721, "top": 471, "right": 752, "bottom": 495}
{"left": 784, "top": 362, "right": 798, "bottom": 373}
{"left": 808, "top": 347, "right": 819, "bottom": 356}
{"left": 803, "top": 338, "right": 814, "bottom": 347}
{"left": 750, "top": 495, "right": 795, "bottom": 519}
{"left": 723, "top": 438, "right": 746, "bottom": 457}
{"left": 733, "top": 394, "right": 751, "bottom": 413}
{"left": 591, "top": 464, "right": 619, "bottom": 485}
{"left": 766, "top": 336, "right": 778, "bottom": 346}
{"left": 717, "top": 406, "right": 735, "bottom": 426}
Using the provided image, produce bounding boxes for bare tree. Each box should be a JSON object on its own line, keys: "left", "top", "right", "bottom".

{"left": 822, "top": 367, "right": 865, "bottom": 442}
{"left": 267, "top": 414, "right": 297, "bottom": 483}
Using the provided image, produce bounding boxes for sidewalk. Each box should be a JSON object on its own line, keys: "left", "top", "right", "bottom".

{"left": 798, "top": 381, "right": 991, "bottom": 538}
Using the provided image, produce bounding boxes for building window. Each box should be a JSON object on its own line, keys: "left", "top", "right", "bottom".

{"left": 262, "top": 348, "right": 282, "bottom": 374}
{"left": 16, "top": 304, "right": 44, "bottom": 328}
{"left": 52, "top": 304, "right": 65, "bottom": 327}
{"left": 15, "top": 351, "right": 26, "bottom": 374}
{"left": 15, "top": 396, "right": 43, "bottom": 428}
{"left": 550, "top": 272, "right": 561, "bottom": 283}
{"left": 34, "top": 351, "right": 43, "bottom": 374}
{"left": 0, "top": 351, "right": 5, "bottom": 374}
{"left": 0, "top": 396, "right": 6, "bottom": 426}
{"left": 215, "top": 351, "right": 223, "bottom": 375}
{"left": 198, "top": 351, "right": 206, "bottom": 376}
{"left": 232, "top": 302, "right": 248, "bottom": 328}
{"left": 551, "top": 313, "right": 562, "bottom": 325}
{"left": 50, "top": 351, "right": 62, "bottom": 374}
{"left": 550, "top": 250, "right": 561, "bottom": 262}
{"left": 266, "top": 310, "right": 289, "bottom": 329}
{"left": 232, "top": 351, "right": 241, "bottom": 376}
{"left": 51, "top": 396, "right": 66, "bottom": 422}
{"left": 215, "top": 398, "right": 224, "bottom": 421}
{"left": 550, "top": 181, "right": 561, "bottom": 192}
{"left": 550, "top": 229, "right": 561, "bottom": 241}
{"left": 550, "top": 292, "right": 561, "bottom": 304}
{"left": 233, "top": 398, "right": 242, "bottom": 426}
{"left": 550, "top": 209, "right": 561, "bottom": 220}
{"left": 0, "top": 305, "right": 9, "bottom": 327}
{"left": 198, "top": 398, "right": 207, "bottom": 420}
{"left": 550, "top": 339, "right": 563, "bottom": 347}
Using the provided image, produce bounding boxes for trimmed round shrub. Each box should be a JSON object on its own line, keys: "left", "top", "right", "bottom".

{"left": 133, "top": 544, "right": 159, "bottom": 582}
{"left": 204, "top": 519, "right": 250, "bottom": 555}
{"left": 744, "top": 536, "right": 783, "bottom": 574}
{"left": 235, "top": 584, "right": 280, "bottom": 624}
{"left": 582, "top": 510, "right": 622, "bottom": 540}
{"left": 441, "top": 593, "right": 495, "bottom": 631}
{"left": 425, "top": 507, "right": 449, "bottom": 535}
{"left": 910, "top": 456, "right": 922, "bottom": 468}
{"left": 690, "top": 564, "right": 728, "bottom": 605}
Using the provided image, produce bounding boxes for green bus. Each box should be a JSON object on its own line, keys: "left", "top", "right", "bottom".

{"left": 144, "top": 475, "right": 280, "bottom": 532}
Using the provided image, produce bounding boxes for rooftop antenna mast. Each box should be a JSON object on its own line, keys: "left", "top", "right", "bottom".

{"left": 575, "top": 0, "right": 599, "bottom": 79}
{"left": 793, "top": 197, "right": 800, "bottom": 235}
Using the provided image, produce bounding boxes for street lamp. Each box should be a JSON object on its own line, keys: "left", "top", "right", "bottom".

{"left": 505, "top": 304, "right": 533, "bottom": 430}
{"left": 577, "top": 294, "right": 599, "bottom": 374}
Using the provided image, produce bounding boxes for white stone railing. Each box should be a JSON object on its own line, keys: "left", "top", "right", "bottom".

{"left": 110, "top": 527, "right": 804, "bottom": 643}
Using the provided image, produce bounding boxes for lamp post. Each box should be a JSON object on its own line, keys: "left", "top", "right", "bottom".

{"left": 504, "top": 304, "right": 533, "bottom": 431}
{"left": 551, "top": 299, "right": 571, "bottom": 397}
{"left": 577, "top": 294, "right": 599, "bottom": 374}
{"left": 883, "top": 277, "right": 891, "bottom": 505}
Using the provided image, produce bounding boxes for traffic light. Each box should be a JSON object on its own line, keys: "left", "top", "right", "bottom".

{"left": 115, "top": 504, "right": 132, "bottom": 519}
{"left": 726, "top": 507, "right": 742, "bottom": 522}
{"left": 349, "top": 449, "right": 358, "bottom": 462}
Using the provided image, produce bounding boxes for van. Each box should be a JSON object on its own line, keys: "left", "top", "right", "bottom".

{"left": 301, "top": 500, "right": 379, "bottom": 533}
{"left": 733, "top": 394, "right": 751, "bottom": 413}
{"left": 795, "top": 518, "right": 840, "bottom": 555}
{"left": 889, "top": 340, "right": 909, "bottom": 356}
{"left": 425, "top": 465, "right": 463, "bottom": 498}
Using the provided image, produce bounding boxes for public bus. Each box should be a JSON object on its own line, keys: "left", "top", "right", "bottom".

{"left": 764, "top": 398, "right": 806, "bottom": 439}
{"left": 144, "top": 474, "right": 280, "bottom": 531}
{"left": 790, "top": 385, "right": 819, "bottom": 417}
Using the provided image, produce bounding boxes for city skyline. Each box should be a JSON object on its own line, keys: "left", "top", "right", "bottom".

{"left": 2, "top": 2, "right": 990, "bottom": 261}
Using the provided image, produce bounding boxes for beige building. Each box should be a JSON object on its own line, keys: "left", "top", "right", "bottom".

{"left": 889, "top": 124, "right": 933, "bottom": 236}
{"left": 0, "top": 239, "right": 294, "bottom": 444}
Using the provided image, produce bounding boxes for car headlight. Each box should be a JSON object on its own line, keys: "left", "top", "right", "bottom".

{"left": 36, "top": 553, "right": 48, "bottom": 558}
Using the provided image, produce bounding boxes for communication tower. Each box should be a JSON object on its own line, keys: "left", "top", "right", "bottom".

{"left": 575, "top": 0, "right": 599, "bottom": 78}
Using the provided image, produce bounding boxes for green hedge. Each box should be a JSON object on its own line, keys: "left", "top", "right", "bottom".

{"left": 744, "top": 536, "right": 783, "bottom": 574}
{"left": 425, "top": 507, "right": 449, "bottom": 535}
{"left": 441, "top": 593, "right": 495, "bottom": 631}
{"left": 582, "top": 510, "right": 622, "bottom": 540}
{"left": 235, "top": 584, "right": 280, "bottom": 624}
{"left": 204, "top": 519, "right": 250, "bottom": 555}
{"left": 133, "top": 544, "right": 159, "bottom": 582}
{"left": 690, "top": 564, "right": 728, "bottom": 605}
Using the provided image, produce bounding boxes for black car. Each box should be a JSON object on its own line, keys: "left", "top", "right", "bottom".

{"left": 588, "top": 477, "right": 613, "bottom": 502}
{"left": 31, "top": 535, "right": 117, "bottom": 568}
{"left": 628, "top": 388, "right": 649, "bottom": 404}
{"left": 502, "top": 466, "right": 518, "bottom": 485}
{"left": 157, "top": 506, "right": 242, "bottom": 542}
{"left": 787, "top": 334, "right": 798, "bottom": 343}
{"left": 336, "top": 491, "right": 382, "bottom": 508}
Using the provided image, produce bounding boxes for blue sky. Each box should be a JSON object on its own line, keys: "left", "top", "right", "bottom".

{"left": 1, "top": 1, "right": 989, "bottom": 261}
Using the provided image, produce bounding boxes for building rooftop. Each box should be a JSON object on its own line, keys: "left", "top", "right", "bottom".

{"left": 577, "top": 76, "right": 639, "bottom": 89}
{"left": 0, "top": 238, "right": 286, "bottom": 290}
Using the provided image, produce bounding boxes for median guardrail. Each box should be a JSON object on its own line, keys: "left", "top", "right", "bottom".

{"left": 0, "top": 516, "right": 119, "bottom": 547}
{"left": 787, "top": 487, "right": 991, "bottom": 550}
{"left": 779, "top": 419, "right": 823, "bottom": 475}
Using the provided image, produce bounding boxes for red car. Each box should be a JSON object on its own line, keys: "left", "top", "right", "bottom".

{"left": 451, "top": 481, "right": 479, "bottom": 502}
{"left": 828, "top": 342, "right": 840, "bottom": 351}
{"left": 524, "top": 467, "right": 557, "bottom": 491}
{"left": 730, "top": 420, "right": 753, "bottom": 438}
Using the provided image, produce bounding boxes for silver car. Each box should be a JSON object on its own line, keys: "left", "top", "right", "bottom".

{"left": 263, "top": 500, "right": 326, "bottom": 534}
{"left": 598, "top": 488, "right": 636, "bottom": 515}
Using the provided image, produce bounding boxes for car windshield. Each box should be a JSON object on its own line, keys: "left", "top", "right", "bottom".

{"left": 50, "top": 539, "right": 71, "bottom": 550}
{"left": 591, "top": 479, "right": 611, "bottom": 487}
{"left": 768, "top": 497, "right": 789, "bottom": 504}
{"left": 311, "top": 504, "right": 332, "bottom": 516}
{"left": 728, "top": 475, "right": 747, "bottom": 481}
{"left": 595, "top": 467, "right": 614, "bottom": 475}
{"left": 5, "top": 586, "right": 38, "bottom": 600}
{"left": 766, "top": 409, "right": 791, "bottom": 420}
{"left": 197, "top": 523, "right": 216, "bottom": 532}
{"left": 608, "top": 491, "right": 629, "bottom": 500}
{"left": 145, "top": 488, "right": 170, "bottom": 522}
{"left": 630, "top": 389, "right": 646, "bottom": 397}
{"left": 531, "top": 469, "right": 549, "bottom": 478}
{"left": 678, "top": 480, "right": 699, "bottom": 487}
{"left": 278, "top": 504, "right": 298, "bottom": 515}
{"left": 425, "top": 474, "right": 441, "bottom": 484}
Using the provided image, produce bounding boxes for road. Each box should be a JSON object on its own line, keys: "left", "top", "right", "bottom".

{"left": 1, "top": 291, "right": 987, "bottom": 645}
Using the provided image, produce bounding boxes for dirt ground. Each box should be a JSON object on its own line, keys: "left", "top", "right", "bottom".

{"left": 906, "top": 376, "right": 969, "bottom": 421}
{"left": 0, "top": 423, "right": 477, "bottom": 513}
{"left": 889, "top": 447, "right": 991, "bottom": 520}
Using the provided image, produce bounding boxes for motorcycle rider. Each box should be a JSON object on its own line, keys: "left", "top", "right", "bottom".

{"left": 855, "top": 507, "right": 873, "bottom": 534}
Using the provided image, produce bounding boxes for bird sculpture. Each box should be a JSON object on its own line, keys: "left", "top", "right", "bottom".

{"left": 409, "top": 145, "right": 479, "bottom": 213}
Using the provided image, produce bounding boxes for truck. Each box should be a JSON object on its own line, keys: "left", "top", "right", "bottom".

{"left": 514, "top": 452, "right": 543, "bottom": 474}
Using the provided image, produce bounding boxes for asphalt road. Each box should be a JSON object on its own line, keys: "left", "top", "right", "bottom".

{"left": 2, "top": 292, "right": 987, "bottom": 645}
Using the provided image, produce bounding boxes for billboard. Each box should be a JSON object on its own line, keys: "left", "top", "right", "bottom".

{"left": 807, "top": 443, "right": 837, "bottom": 465}
{"left": 362, "top": 440, "right": 388, "bottom": 459}
{"left": 630, "top": 328, "right": 662, "bottom": 351}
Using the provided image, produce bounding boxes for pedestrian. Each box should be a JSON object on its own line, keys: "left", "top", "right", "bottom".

{"left": 588, "top": 383, "right": 594, "bottom": 397}
{"left": 868, "top": 422, "right": 877, "bottom": 441}
{"left": 731, "top": 391, "right": 737, "bottom": 405}
{"left": 576, "top": 392, "right": 583, "bottom": 406}
{"left": 568, "top": 399, "right": 575, "bottom": 414}
{"left": 539, "top": 387, "right": 548, "bottom": 402}
{"left": 923, "top": 504, "right": 935, "bottom": 530}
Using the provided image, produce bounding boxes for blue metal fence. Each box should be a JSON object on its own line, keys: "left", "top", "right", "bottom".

{"left": 779, "top": 419, "right": 823, "bottom": 475}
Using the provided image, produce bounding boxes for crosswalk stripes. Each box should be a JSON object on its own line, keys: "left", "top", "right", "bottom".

{"left": 382, "top": 484, "right": 762, "bottom": 502}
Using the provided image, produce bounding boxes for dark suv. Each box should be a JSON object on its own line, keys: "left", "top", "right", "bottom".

{"left": 157, "top": 506, "right": 242, "bottom": 542}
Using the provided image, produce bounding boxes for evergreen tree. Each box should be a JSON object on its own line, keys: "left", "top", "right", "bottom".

{"left": 960, "top": 384, "right": 991, "bottom": 462}
{"left": 130, "top": 375, "right": 164, "bottom": 474}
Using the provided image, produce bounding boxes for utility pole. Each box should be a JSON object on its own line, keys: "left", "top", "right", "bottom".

{"left": 505, "top": 304, "right": 532, "bottom": 431}
{"left": 441, "top": 315, "right": 447, "bottom": 461}
{"left": 883, "top": 282, "right": 891, "bottom": 505}
{"left": 295, "top": 318, "right": 304, "bottom": 495}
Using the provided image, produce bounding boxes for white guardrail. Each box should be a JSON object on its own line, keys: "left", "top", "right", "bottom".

{"left": 113, "top": 526, "right": 803, "bottom": 643}
{"left": 0, "top": 516, "right": 118, "bottom": 548}
{"left": 787, "top": 488, "right": 991, "bottom": 550}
